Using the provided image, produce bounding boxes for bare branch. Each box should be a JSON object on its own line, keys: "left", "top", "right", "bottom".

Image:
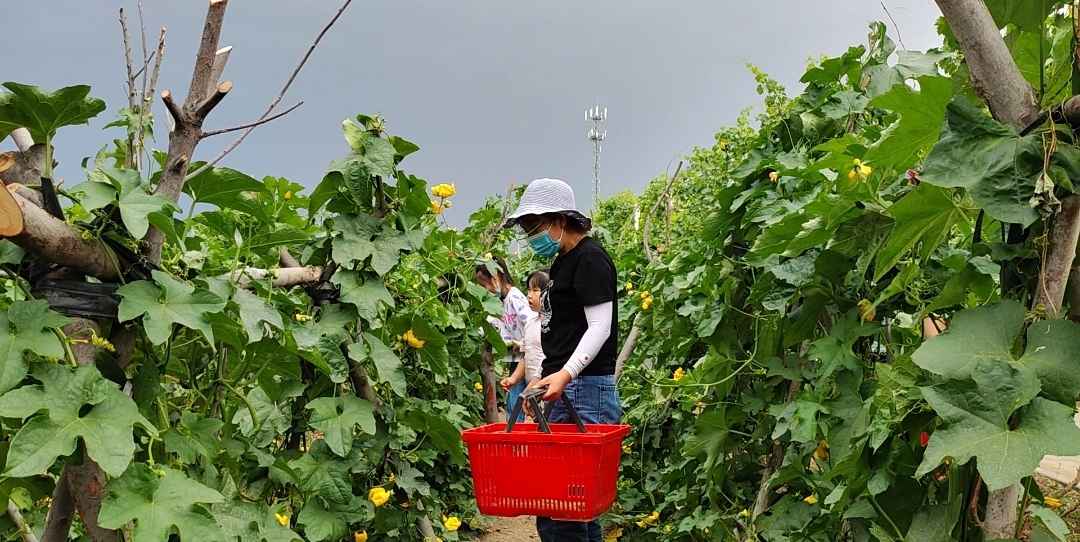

{"left": 8, "top": 500, "right": 38, "bottom": 542}
{"left": 880, "top": 1, "right": 907, "bottom": 50}
{"left": 195, "top": 80, "right": 233, "bottom": 120}
{"left": 201, "top": 101, "right": 303, "bottom": 138}
{"left": 160, "top": 90, "right": 183, "bottom": 125}
{"left": 185, "top": 0, "right": 353, "bottom": 180}
{"left": 118, "top": 8, "right": 139, "bottom": 112}
{"left": 614, "top": 312, "right": 643, "bottom": 381}
{"left": 278, "top": 248, "right": 301, "bottom": 268}
{"left": 206, "top": 46, "right": 232, "bottom": 98}
{"left": 224, "top": 266, "right": 323, "bottom": 288}
{"left": 642, "top": 161, "right": 683, "bottom": 263}
{"left": 183, "top": 0, "right": 230, "bottom": 116}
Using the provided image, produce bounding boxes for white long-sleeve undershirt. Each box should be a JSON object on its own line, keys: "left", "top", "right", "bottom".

{"left": 560, "top": 301, "right": 613, "bottom": 378}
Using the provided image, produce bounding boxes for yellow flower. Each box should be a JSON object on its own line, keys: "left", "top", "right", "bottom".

{"left": 1045, "top": 496, "right": 1063, "bottom": 509}
{"left": 663, "top": 525, "right": 673, "bottom": 534}
{"left": 431, "top": 183, "right": 456, "bottom": 198}
{"left": 369, "top": 486, "right": 391, "bottom": 507}
{"left": 603, "top": 527, "right": 623, "bottom": 541}
{"left": 640, "top": 299, "right": 652, "bottom": 311}
{"left": 769, "top": 171, "right": 780, "bottom": 183}
{"left": 803, "top": 494, "right": 818, "bottom": 505}
{"left": 622, "top": 444, "right": 632, "bottom": 454}
{"left": 294, "top": 313, "right": 312, "bottom": 322}
{"left": 284, "top": 191, "right": 293, "bottom": 200}
{"left": 354, "top": 532, "right": 368, "bottom": 542}
{"left": 431, "top": 200, "right": 445, "bottom": 215}
{"left": 474, "top": 382, "right": 484, "bottom": 392}
{"left": 738, "top": 509, "right": 751, "bottom": 518}
{"left": 672, "top": 367, "right": 685, "bottom": 381}
{"left": 849, "top": 159, "right": 872, "bottom": 181}
{"left": 639, "top": 291, "right": 650, "bottom": 300}
{"left": 625, "top": 281, "right": 634, "bottom": 291}
{"left": 442, "top": 515, "right": 461, "bottom": 532}
{"left": 813, "top": 440, "right": 830, "bottom": 462}
{"left": 402, "top": 329, "right": 426, "bottom": 349}
{"left": 856, "top": 299, "right": 876, "bottom": 322}
{"left": 274, "top": 512, "right": 290, "bottom": 526}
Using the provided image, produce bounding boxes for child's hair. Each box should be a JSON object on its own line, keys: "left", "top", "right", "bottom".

{"left": 526, "top": 269, "right": 550, "bottom": 290}
{"left": 475, "top": 256, "right": 514, "bottom": 287}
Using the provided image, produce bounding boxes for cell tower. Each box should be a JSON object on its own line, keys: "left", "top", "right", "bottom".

{"left": 585, "top": 104, "right": 607, "bottom": 208}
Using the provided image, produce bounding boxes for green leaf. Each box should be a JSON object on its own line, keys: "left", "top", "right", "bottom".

{"left": 163, "top": 412, "right": 223, "bottom": 464}
{"left": 350, "top": 333, "right": 406, "bottom": 397}
{"left": 306, "top": 396, "right": 376, "bottom": 457}
{"left": 100, "top": 166, "right": 175, "bottom": 238}
{"left": 331, "top": 214, "right": 380, "bottom": 265}
{"left": 748, "top": 189, "right": 859, "bottom": 264}
{"left": 182, "top": 165, "right": 269, "bottom": 219}
{"left": 808, "top": 314, "right": 878, "bottom": 378}
{"left": 69, "top": 179, "right": 118, "bottom": 211}
{"left": 1029, "top": 504, "right": 1070, "bottom": 542}
{"left": 682, "top": 409, "right": 728, "bottom": 471}
{"left": 231, "top": 386, "right": 289, "bottom": 448}
{"left": 920, "top": 97, "right": 1042, "bottom": 226}
{"left": 99, "top": 464, "right": 225, "bottom": 542}
{"left": 287, "top": 442, "right": 355, "bottom": 504}
{"left": 864, "top": 76, "right": 954, "bottom": 174}
{"left": 246, "top": 227, "right": 310, "bottom": 253}
{"left": 874, "top": 185, "right": 965, "bottom": 280}
{"left": 862, "top": 51, "right": 948, "bottom": 97}
{"left": 984, "top": 0, "right": 1065, "bottom": 31}
{"left": 0, "top": 241, "right": 24, "bottom": 265}
{"left": 331, "top": 270, "right": 394, "bottom": 323}
{"left": 0, "top": 300, "right": 69, "bottom": 394}
{"left": 914, "top": 301, "right": 1080, "bottom": 404}
{"left": 342, "top": 120, "right": 396, "bottom": 178}
{"left": 0, "top": 364, "right": 155, "bottom": 477}
{"left": 402, "top": 407, "right": 465, "bottom": 464}
{"left": 214, "top": 501, "right": 302, "bottom": 542}
{"left": 821, "top": 90, "right": 869, "bottom": 120}
{"left": 117, "top": 270, "right": 227, "bottom": 346}
{"left": 0, "top": 82, "right": 106, "bottom": 141}
{"left": 232, "top": 288, "right": 284, "bottom": 343}
{"left": 916, "top": 360, "right": 1080, "bottom": 490}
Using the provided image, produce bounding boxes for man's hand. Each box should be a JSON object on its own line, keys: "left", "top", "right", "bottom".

{"left": 531, "top": 369, "right": 572, "bottom": 401}
{"left": 499, "top": 377, "right": 512, "bottom": 391}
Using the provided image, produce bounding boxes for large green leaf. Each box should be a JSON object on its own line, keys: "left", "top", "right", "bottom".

{"left": 0, "top": 301, "right": 69, "bottom": 395}
{"left": 874, "top": 185, "right": 965, "bottom": 280}
{"left": 402, "top": 407, "right": 465, "bottom": 464}
{"left": 984, "top": 0, "right": 1066, "bottom": 31}
{"left": 682, "top": 409, "right": 729, "bottom": 471}
{"left": 117, "top": 270, "right": 227, "bottom": 346}
{"left": 916, "top": 360, "right": 1080, "bottom": 490}
{"left": 863, "top": 51, "right": 948, "bottom": 98}
{"left": 162, "top": 412, "right": 223, "bottom": 464}
{"left": 0, "top": 82, "right": 106, "bottom": 141}
{"left": 305, "top": 396, "right": 376, "bottom": 457}
{"left": 864, "top": 76, "right": 954, "bottom": 174}
{"left": 298, "top": 496, "right": 366, "bottom": 542}
{"left": 231, "top": 288, "right": 284, "bottom": 343}
{"left": 231, "top": 386, "right": 289, "bottom": 448}
{"left": 331, "top": 214, "right": 411, "bottom": 275}
{"left": 98, "top": 464, "right": 225, "bottom": 542}
{"left": 747, "top": 189, "right": 859, "bottom": 264}
{"left": 94, "top": 167, "right": 175, "bottom": 238}
{"left": 0, "top": 364, "right": 155, "bottom": 477}
{"left": 342, "top": 119, "right": 396, "bottom": 178}
{"left": 287, "top": 442, "right": 356, "bottom": 504}
{"left": 182, "top": 165, "right": 269, "bottom": 219}
{"left": 213, "top": 501, "right": 302, "bottom": 542}
{"left": 913, "top": 301, "right": 1080, "bottom": 404}
{"left": 331, "top": 270, "right": 394, "bottom": 323}
{"left": 350, "top": 333, "right": 406, "bottom": 397}
{"left": 920, "top": 97, "right": 1042, "bottom": 226}
{"left": 808, "top": 314, "right": 879, "bottom": 378}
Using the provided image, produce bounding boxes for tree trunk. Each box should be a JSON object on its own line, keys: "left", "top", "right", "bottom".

{"left": 479, "top": 346, "right": 500, "bottom": 423}
{"left": 752, "top": 379, "right": 802, "bottom": 519}
{"left": 40, "top": 470, "right": 74, "bottom": 542}
{"left": 614, "top": 313, "right": 643, "bottom": 381}
{"left": 1036, "top": 195, "right": 1080, "bottom": 317}
{"left": 934, "top": 0, "right": 1039, "bottom": 128}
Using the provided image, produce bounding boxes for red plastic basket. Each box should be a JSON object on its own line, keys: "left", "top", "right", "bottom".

{"left": 461, "top": 421, "right": 631, "bottom": 521}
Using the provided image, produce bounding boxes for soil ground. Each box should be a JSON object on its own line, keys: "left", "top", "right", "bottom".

{"left": 479, "top": 516, "right": 539, "bottom": 541}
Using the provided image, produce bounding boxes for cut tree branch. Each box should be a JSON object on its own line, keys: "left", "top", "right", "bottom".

{"left": 642, "top": 161, "right": 683, "bottom": 263}
{"left": 185, "top": 0, "right": 353, "bottom": 180}
{"left": 200, "top": 101, "right": 304, "bottom": 138}
{"left": 9, "top": 191, "right": 119, "bottom": 280}
{"left": 8, "top": 500, "right": 38, "bottom": 542}
{"left": 194, "top": 80, "right": 232, "bottom": 120}
{"left": 224, "top": 266, "right": 323, "bottom": 288}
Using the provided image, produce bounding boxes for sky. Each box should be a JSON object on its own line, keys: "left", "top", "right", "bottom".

{"left": 2, "top": 1, "right": 944, "bottom": 224}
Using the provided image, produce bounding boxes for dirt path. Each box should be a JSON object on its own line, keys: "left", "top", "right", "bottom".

{"left": 479, "top": 517, "right": 539, "bottom": 541}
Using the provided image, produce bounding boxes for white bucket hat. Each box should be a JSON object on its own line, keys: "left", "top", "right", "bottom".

{"left": 503, "top": 178, "right": 592, "bottom": 231}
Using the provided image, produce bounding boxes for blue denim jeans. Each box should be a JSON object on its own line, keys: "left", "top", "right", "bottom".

{"left": 506, "top": 377, "right": 526, "bottom": 423}
{"left": 536, "top": 374, "right": 621, "bottom": 542}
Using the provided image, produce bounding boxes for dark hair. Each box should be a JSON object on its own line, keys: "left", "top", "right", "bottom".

{"left": 475, "top": 256, "right": 514, "bottom": 287}
{"left": 543, "top": 212, "right": 591, "bottom": 234}
{"left": 526, "top": 269, "right": 550, "bottom": 290}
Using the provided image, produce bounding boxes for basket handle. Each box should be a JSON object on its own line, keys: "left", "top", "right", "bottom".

{"left": 505, "top": 385, "right": 586, "bottom": 434}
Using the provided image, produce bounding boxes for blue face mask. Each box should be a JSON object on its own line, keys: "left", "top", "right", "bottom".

{"left": 527, "top": 230, "right": 561, "bottom": 258}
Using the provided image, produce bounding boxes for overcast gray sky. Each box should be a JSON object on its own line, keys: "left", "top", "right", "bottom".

{"left": 2, "top": 1, "right": 943, "bottom": 223}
